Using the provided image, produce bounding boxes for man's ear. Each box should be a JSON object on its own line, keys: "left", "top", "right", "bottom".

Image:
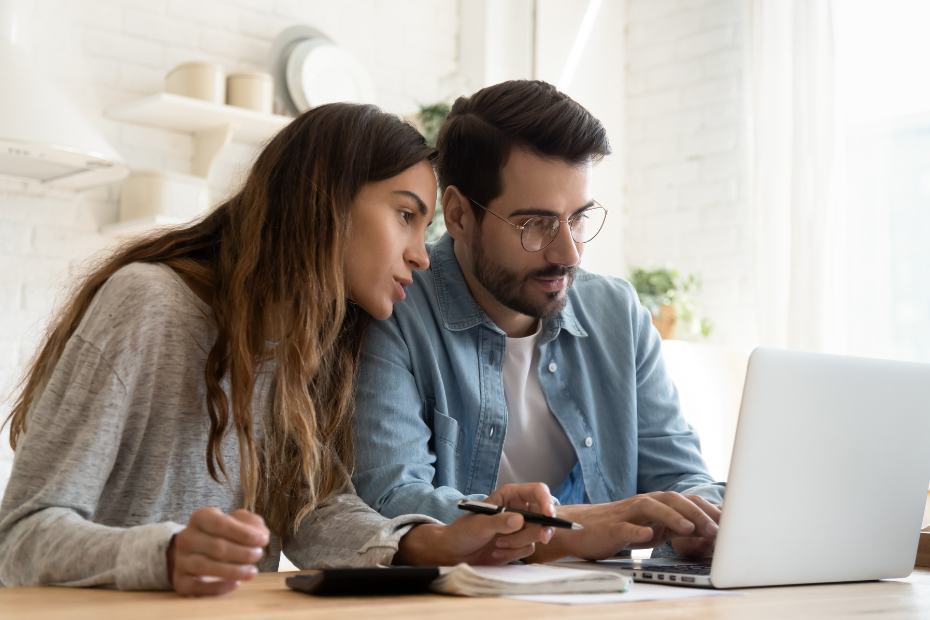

{"left": 443, "top": 186, "right": 472, "bottom": 242}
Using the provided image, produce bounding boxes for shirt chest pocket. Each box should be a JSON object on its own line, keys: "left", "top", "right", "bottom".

{"left": 431, "top": 408, "right": 462, "bottom": 487}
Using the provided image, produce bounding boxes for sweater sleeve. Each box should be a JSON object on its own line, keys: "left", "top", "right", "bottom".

{"left": 0, "top": 335, "right": 183, "bottom": 590}
{"left": 282, "top": 491, "right": 441, "bottom": 569}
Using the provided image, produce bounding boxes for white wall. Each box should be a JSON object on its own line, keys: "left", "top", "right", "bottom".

{"left": 0, "top": 0, "right": 458, "bottom": 490}
{"left": 624, "top": 0, "right": 755, "bottom": 347}
{"left": 536, "top": 0, "right": 626, "bottom": 280}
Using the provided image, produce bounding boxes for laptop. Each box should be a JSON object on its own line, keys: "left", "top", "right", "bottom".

{"left": 605, "top": 347, "right": 930, "bottom": 588}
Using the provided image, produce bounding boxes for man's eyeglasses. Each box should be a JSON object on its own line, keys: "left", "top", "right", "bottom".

{"left": 469, "top": 199, "right": 608, "bottom": 253}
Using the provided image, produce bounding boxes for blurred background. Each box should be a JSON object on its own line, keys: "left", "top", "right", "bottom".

{"left": 0, "top": 0, "right": 927, "bottom": 500}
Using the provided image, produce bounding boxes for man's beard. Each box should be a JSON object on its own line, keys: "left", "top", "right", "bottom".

{"left": 471, "top": 228, "right": 577, "bottom": 319}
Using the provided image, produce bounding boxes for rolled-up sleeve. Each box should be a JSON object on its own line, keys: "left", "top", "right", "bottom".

{"left": 282, "top": 493, "right": 441, "bottom": 568}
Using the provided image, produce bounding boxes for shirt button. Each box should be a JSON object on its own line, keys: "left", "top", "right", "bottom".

{"left": 548, "top": 362, "right": 557, "bottom": 372}
{"left": 584, "top": 437, "right": 593, "bottom": 447}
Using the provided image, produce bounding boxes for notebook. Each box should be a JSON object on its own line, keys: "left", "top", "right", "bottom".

{"left": 285, "top": 563, "right": 631, "bottom": 597}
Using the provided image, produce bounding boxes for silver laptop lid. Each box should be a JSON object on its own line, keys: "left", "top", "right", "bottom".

{"left": 711, "top": 348, "right": 930, "bottom": 588}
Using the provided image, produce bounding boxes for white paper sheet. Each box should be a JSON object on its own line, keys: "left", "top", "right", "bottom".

{"left": 506, "top": 583, "right": 745, "bottom": 605}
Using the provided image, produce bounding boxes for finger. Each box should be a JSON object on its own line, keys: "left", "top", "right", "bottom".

{"left": 462, "top": 512, "right": 526, "bottom": 543}
{"left": 656, "top": 494, "right": 719, "bottom": 537}
{"left": 490, "top": 544, "right": 537, "bottom": 564}
{"left": 609, "top": 521, "right": 656, "bottom": 544}
{"left": 179, "top": 529, "right": 264, "bottom": 564}
{"left": 179, "top": 553, "right": 259, "bottom": 582}
{"left": 488, "top": 484, "right": 556, "bottom": 517}
{"left": 230, "top": 509, "right": 271, "bottom": 536}
{"left": 623, "top": 497, "right": 697, "bottom": 536}
{"left": 684, "top": 496, "right": 722, "bottom": 526}
{"left": 174, "top": 574, "right": 240, "bottom": 597}
{"left": 495, "top": 524, "right": 549, "bottom": 549}
{"left": 191, "top": 510, "right": 269, "bottom": 547}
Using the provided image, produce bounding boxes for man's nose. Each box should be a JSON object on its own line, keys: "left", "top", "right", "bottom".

{"left": 543, "top": 219, "right": 580, "bottom": 266}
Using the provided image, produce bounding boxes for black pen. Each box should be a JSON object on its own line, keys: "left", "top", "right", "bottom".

{"left": 457, "top": 499, "right": 584, "bottom": 530}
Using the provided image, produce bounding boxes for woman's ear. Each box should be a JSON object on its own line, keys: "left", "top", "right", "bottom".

{"left": 443, "top": 186, "right": 471, "bottom": 241}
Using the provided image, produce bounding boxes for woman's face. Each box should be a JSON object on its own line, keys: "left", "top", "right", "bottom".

{"left": 345, "top": 160, "right": 437, "bottom": 320}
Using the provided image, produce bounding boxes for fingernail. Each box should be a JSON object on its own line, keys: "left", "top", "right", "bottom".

{"left": 507, "top": 515, "right": 520, "bottom": 528}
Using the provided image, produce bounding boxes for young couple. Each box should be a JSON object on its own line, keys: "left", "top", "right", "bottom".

{"left": 0, "top": 80, "right": 723, "bottom": 596}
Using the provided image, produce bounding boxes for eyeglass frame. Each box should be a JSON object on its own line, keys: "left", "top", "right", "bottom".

{"left": 467, "top": 198, "right": 608, "bottom": 253}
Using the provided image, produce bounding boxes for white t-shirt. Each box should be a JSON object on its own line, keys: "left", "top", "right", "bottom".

{"left": 496, "top": 324, "right": 578, "bottom": 489}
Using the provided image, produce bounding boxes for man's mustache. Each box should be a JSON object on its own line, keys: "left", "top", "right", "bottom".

{"left": 525, "top": 265, "right": 578, "bottom": 281}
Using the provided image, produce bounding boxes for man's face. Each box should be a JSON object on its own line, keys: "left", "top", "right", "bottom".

{"left": 467, "top": 149, "right": 592, "bottom": 319}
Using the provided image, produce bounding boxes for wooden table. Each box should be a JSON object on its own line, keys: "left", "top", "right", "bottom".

{"left": 3, "top": 568, "right": 930, "bottom": 620}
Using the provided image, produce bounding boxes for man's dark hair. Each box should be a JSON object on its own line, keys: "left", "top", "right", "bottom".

{"left": 435, "top": 80, "right": 611, "bottom": 224}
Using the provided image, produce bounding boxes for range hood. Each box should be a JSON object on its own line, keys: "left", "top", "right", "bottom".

{"left": 0, "top": 39, "right": 128, "bottom": 189}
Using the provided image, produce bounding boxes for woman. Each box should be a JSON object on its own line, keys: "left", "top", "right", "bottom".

{"left": 0, "top": 103, "right": 555, "bottom": 596}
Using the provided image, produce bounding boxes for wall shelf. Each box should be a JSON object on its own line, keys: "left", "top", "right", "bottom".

{"left": 104, "top": 93, "right": 293, "bottom": 234}
{"left": 106, "top": 92, "right": 291, "bottom": 145}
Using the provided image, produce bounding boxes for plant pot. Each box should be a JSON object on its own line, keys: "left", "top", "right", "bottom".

{"left": 653, "top": 304, "right": 677, "bottom": 340}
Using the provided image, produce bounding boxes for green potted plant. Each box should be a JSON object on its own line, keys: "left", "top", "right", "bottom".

{"left": 629, "top": 265, "right": 713, "bottom": 340}
{"left": 416, "top": 102, "right": 451, "bottom": 242}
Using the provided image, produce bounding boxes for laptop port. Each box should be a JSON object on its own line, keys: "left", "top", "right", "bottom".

{"left": 642, "top": 573, "right": 653, "bottom": 579}
{"left": 669, "top": 575, "right": 676, "bottom": 581}
{"left": 682, "top": 577, "right": 695, "bottom": 583}
{"left": 658, "top": 574, "right": 665, "bottom": 580}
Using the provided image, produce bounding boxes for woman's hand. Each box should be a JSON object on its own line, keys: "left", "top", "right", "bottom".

{"left": 393, "top": 483, "right": 557, "bottom": 566}
{"left": 167, "top": 507, "right": 270, "bottom": 596}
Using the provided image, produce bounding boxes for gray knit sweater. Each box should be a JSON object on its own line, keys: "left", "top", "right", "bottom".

{"left": 0, "top": 263, "right": 436, "bottom": 590}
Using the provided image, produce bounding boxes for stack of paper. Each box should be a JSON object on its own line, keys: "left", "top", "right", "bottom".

{"left": 431, "top": 564, "right": 632, "bottom": 597}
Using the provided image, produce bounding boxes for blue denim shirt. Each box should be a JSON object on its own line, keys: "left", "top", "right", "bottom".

{"left": 353, "top": 235, "right": 724, "bottom": 524}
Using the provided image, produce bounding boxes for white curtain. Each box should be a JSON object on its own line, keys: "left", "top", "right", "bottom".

{"left": 746, "top": 0, "right": 845, "bottom": 352}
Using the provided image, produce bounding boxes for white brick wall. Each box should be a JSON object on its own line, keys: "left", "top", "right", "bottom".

{"left": 0, "top": 0, "right": 459, "bottom": 488}
{"left": 625, "top": 0, "right": 756, "bottom": 347}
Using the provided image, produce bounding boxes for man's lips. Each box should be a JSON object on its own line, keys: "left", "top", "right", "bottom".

{"left": 534, "top": 276, "right": 566, "bottom": 292}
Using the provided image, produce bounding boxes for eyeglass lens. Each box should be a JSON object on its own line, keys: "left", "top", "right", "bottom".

{"left": 521, "top": 206, "right": 607, "bottom": 252}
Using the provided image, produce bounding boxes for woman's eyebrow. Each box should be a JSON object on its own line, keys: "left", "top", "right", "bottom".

{"left": 392, "top": 190, "right": 428, "bottom": 216}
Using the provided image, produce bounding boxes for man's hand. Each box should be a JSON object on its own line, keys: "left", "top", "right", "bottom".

{"left": 167, "top": 507, "right": 270, "bottom": 597}
{"left": 393, "top": 483, "right": 556, "bottom": 566}
{"left": 527, "top": 492, "right": 720, "bottom": 563}
{"left": 670, "top": 500, "right": 721, "bottom": 558}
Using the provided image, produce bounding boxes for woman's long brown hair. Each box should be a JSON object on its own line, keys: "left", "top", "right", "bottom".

{"left": 3, "top": 103, "right": 436, "bottom": 538}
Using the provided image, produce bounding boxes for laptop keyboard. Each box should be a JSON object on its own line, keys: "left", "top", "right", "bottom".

{"left": 649, "top": 565, "right": 712, "bottom": 576}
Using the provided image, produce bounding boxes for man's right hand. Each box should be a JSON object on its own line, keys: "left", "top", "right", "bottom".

{"left": 527, "top": 492, "right": 721, "bottom": 563}
{"left": 167, "top": 507, "right": 270, "bottom": 597}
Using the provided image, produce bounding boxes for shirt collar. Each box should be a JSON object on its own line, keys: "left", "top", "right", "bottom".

{"left": 430, "top": 234, "right": 588, "bottom": 341}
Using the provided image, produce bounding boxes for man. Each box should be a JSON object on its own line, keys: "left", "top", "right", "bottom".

{"left": 353, "top": 80, "right": 724, "bottom": 562}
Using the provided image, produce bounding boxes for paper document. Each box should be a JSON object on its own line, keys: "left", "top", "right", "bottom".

{"left": 507, "top": 583, "right": 744, "bottom": 605}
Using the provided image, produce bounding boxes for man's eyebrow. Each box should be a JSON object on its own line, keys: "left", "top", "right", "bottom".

{"left": 507, "top": 200, "right": 595, "bottom": 219}
{"left": 392, "top": 190, "right": 428, "bottom": 216}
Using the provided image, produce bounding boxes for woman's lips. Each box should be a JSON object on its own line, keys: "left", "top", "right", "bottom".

{"left": 393, "top": 277, "right": 412, "bottom": 301}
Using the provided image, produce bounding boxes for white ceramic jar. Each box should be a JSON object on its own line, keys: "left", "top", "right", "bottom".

{"left": 165, "top": 62, "right": 226, "bottom": 104}
{"left": 119, "top": 170, "right": 210, "bottom": 223}
{"left": 226, "top": 71, "right": 274, "bottom": 113}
